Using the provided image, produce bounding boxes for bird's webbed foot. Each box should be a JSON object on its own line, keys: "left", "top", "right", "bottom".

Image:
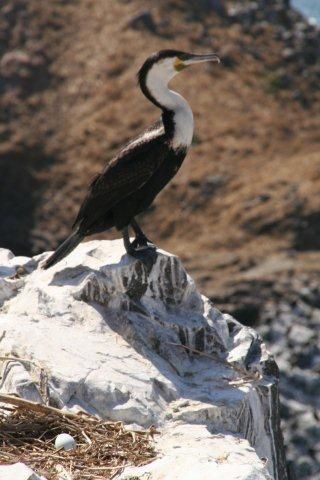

{"left": 122, "top": 226, "right": 157, "bottom": 268}
{"left": 130, "top": 219, "right": 157, "bottom": 251}
{"left": 130, "top": 235, "right": 156, "bottom": 251}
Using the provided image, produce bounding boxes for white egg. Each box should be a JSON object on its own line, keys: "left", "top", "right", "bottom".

{"left": 55, "top": 433, "right": 76, "bottom": 451}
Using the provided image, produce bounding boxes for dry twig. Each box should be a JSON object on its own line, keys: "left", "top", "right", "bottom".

{"left": 0, "top": 395, "right": 156, "bottom": 480}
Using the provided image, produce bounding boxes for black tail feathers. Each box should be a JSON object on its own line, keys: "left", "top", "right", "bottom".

{"left": 42, "top": 231, "right": 83, "bottom": 269}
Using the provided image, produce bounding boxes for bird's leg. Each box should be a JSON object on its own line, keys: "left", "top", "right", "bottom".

{"left": 122, "top": 225, "right": 157, "bottom": 267}
{"left": 130, "top": 219, "right": 155, "bottom": 250}
{"left": 131, "top": 219, "right": 148, "bottom": 240}
{"left": 122, "top": 227, "right": 135, "bottom": 254}
{"left": 131, "top": 219, "right": 150, "bottom": 246}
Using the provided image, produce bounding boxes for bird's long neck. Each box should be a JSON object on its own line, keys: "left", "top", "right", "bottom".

{"left": 141, "top": 71, "right": 194, "bottom": 150}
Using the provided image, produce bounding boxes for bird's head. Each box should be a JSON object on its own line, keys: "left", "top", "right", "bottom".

{"left": 138, "top": 49, "right": 220, "bottom": 108}
{"left": 139, "top": 49, "right": 220, "bottom": 82}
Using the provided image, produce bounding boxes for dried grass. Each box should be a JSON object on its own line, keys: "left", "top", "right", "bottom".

{"left": 0, "top": 396, "right": 157, "bottom": 480}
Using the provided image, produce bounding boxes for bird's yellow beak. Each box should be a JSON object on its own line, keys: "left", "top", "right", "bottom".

{"left": 174, "top": 58, "right": 187, "bottom": 72}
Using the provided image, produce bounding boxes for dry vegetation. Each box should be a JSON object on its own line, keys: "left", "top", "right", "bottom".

{"left": 0, "top": 396, "right": 156, "bottom": 479}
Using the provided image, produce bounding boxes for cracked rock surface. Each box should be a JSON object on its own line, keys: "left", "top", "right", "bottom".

{"left": 0, "top": 240, "right": 287, "bottom": 479}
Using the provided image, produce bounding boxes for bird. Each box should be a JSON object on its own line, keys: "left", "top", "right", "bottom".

{"left": 43, "top": 49, "right": 220, "bottom": 269}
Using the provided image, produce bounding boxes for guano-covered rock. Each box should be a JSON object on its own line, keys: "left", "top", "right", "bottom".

{"left": 0, "top": 240, "right": 287, "bottom": 479}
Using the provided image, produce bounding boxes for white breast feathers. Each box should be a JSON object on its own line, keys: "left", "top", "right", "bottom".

{"left": 171, "top": 99, "right": 194, "bottom": 150}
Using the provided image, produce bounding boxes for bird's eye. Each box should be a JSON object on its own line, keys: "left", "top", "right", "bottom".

{"left": 174, "top": 58, "right": 186, "bottom": 72}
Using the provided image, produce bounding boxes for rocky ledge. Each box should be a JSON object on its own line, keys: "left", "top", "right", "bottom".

{"left": 0, "top": 240, "right": 287, "bottom": 479}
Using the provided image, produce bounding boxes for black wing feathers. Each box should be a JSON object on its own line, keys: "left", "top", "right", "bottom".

{"left": 73, "top": 134, "right": 168, "bottom": 232}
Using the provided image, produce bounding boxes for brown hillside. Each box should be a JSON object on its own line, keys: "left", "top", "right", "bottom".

{"left": 0, "top": 0, "right": 319, "bottom": 297}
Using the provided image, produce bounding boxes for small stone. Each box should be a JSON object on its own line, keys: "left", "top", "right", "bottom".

{"left": 220, "top": 45, "right": 239, "bottom": 68}
{"left": 295, "top": 455, "right": 313, "bottom": 477}
{"left": 288, "top": 324, "right": 314, "bottom": 345}
{"left": 201, "top": 174, "right": 226, "bottom": 197}
{"left": 125, "top": 10, "right": 157, "bottom": 32}
{"left": 209, "top": 0, "right": 227, "bottom": 17}
{"left": 282, "top": 48, "right": 296, "bottom": 61}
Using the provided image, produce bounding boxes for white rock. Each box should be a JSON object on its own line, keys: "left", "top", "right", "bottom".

{"left": 0, "top": 250, "right": 31, "bottom": 306}
{"left": 118, "top": 424, "right": 273, "bottom": 480}
{"left": 0, "top": 360, "right": 44, "bottom": 402}
{"left": 0, "top": 462, "right": 46, "bottom": 480}
{"left": 0, "top": 240, "right": 287, "bottom": 480}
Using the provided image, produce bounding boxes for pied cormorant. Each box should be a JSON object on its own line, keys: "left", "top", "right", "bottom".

{"left": 43, "top": 49, "right": 220, "bottom": 269}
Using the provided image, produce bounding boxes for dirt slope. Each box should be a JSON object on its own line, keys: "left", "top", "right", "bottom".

{"left": 0, "top": 0, "right": 319, "bottom": 296}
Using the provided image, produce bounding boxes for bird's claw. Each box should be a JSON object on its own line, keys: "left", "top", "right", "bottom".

{"left": 132, "top": 241, "right": 157, "bottom": 252}
{"left": 126, "top": 240, "right": 157, "bottom": 269}
{"left": 130, "top": 236, "right": 156, "bottom": 251}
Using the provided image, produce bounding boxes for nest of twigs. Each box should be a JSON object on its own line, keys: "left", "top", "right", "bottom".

{"left": 0, "top": 395, "right": 157, "bottom": 480}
